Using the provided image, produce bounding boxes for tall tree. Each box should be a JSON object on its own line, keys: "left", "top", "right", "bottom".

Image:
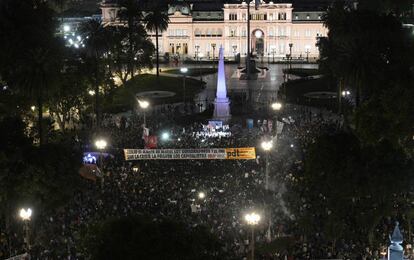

{"left": 79, "top": 19, "right": 108, "bottom": 129}
{"left": 119, "top": 0, "right": 144, "bottom": 78}
{"left": 48, "top": 55, "right": 90, "bottom": 130}
{"left": 145, "top": 4, "right": 170, "bottom": 77}
{"left": 106, "top": 25, "right": 154, "bottom": 85}
{"left": 0, "top": 0, "right": 62, "bottom": 144}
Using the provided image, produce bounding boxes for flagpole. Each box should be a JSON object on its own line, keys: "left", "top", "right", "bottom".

{"left": 246, "top": 0, "right": 251, "bottom": 79}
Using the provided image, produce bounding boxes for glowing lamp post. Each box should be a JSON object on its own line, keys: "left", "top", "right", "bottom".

{"left": 198, "top": 53, "right": 204, "bottom": 82}
{"left": 271, "top": 102, "right": 282, "bottom": 111}
{"left": 261, "top": 141, "right": 273, "bottom": 190}
{"left": 245, "top": 212, "right": 261, "bottom": 260}
{"left": 95, "top": 139, "right": 107, "bottom": 189}
{"left": 138, "top": 99, "right": 149, "bottom": 127}
{"left": 288, "top": 43, "right": 293, "bottom": 72}
{"left": 180, "top": 67, "right": 188, "bottom": 104}
{"left": 95, "top": 139, "right": 107, "bottom": 168}
{"left": 305, "top": 45, "right": 311, "bottom": 62}
{"left": 198, "top": 192, "right": 206, "bottom": 200}
{"left": 161, "top": 132, "right": 170, "bottom": 141}
{"left": 19, "top": 208, "right": 32, "bottom": 251}
{"left": 63, "top": 24, "right": 71, "bottom": 33}
{"left": 341, "top": 90, "right": 351, "bottom": 97}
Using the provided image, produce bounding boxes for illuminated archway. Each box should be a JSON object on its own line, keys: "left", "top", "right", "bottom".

{"left": 252, "top": 29, "right": 264, "bottom": 56}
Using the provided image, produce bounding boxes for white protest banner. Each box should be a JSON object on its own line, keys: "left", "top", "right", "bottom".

{"left": 123, "top": 148, "right": 256, "bottom": 160}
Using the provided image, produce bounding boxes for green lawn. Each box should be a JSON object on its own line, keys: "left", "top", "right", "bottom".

{"left": 283, "top": 68, "right": 321, "bottom": 77}
{"left": 162, "top": 67, "right": 217, "bottom": 77}
{"left": 103, "top": 74, "right": 204, "bottom": 113}
{"left": 281, "top": 76, "right": 338, "bottom": 109}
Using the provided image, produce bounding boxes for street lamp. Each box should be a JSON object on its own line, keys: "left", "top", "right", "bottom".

{"left": 88, "top": 90, "right": 96, "bottom": 96}
{"left": 271, "top": 102, "right": 282, "bottom": 111}
{"left": 194, "top": 44, "right": 200, "bottom": 61}
{"left": 95, "top": 139, "right": 107, "bottom": 150}
{"left": 19, "top": 208, "right": 32, "bottom": 251}
{"left": 245, "top": 212, "right": 261, "bottom": 260}
{"left": 288, "top": 43, "right": 293, "bottom": 71}
{"left": 211, "top": 43, "right": 216, "bottom": 61}
{"left": 138, "top": 99, "right": 149, "bottom": 127}
{"left": 341, "top": 90, "right": 351, "bottom": 97}
{"left": 95, "top": 138, "right": 107, "bottom": 189}
{"left": 198, "top": 53, "right": 204, "bottom": 83}
{"left": 198, "top": 191, "right": 206, "bottom": 200}
{"left": 305, "top": 45, "right": 311, "bottom": 62}
{"left": 161, "top": 132, "right": 170, "bottom": 141}
{"left": 261, "top": 140, "right": 273, "bottom": 190}
{"left": 63, "top": 24, "right": 70, "bottom": 33}
{"left": 271, "top": 47, "right": 276, "bottom": 63}
{"left": 232, "top": 44, "right": 237, "bottom": 62}
{"left": 180, "top": 67, "right": 188, "bottom": 104}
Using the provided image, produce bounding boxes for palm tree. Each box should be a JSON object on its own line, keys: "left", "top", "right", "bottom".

{"left": 119, "top": 0, "right": 143, "bottom": 77}
{"left": 145, "top": 6, "right": 170, "bottom": 77}
{"left": 79, "top": 19, "right": 108, "bottom": 129}
{"left": 0, "top": 0, "right": 61, "bottom": 144}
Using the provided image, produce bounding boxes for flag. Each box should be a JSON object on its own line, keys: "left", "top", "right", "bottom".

{"left": 276, "top": 121, "right": 284, "bottom": 135}
{"left": 255, "top": 0, "right": 260, "bottom": 10}
{"left": 246, "top": 119, "right": 254, "bottom": 129}
{"left": 142, "top": 127, "right": 149, "bottom": 140}
{"left": 144, "top": 135, "right": 157, "bottom": 149}
{"left": 268, "top": 120, "right": 273, "bottom": 132}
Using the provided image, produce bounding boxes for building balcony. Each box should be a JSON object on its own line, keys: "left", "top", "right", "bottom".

{"left": 194, "top": 35, "right": 223, "bottom": 38}
{"left": 167, "top": 36, "right": 190, "bottom": 39}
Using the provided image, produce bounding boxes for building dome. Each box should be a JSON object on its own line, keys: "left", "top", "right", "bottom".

{"left": 168, "top": 3, "right": 190, "bottom": 15}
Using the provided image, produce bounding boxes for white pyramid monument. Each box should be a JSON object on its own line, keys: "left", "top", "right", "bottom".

{"left": 388, "top": 222, "right": 404, "bottom": 260}
{"left": 213, "top": 46, "right": 231, "bottom": 121}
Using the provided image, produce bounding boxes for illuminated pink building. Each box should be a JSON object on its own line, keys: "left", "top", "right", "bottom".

{"left": 101, "top": 1, "right": 328, "bottom": 60}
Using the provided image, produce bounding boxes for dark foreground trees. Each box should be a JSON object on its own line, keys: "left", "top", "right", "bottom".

{"left": 0, "top": 117, "right": 82, "bottom": 228}
{"left": 285, "top": 132, "right": 414, "bottom": 255}
{"left": 82, "top": 216, "right": 226, "bottom": 260}
{"left": 0, "top": 0, "right": 63, "bottom": 144}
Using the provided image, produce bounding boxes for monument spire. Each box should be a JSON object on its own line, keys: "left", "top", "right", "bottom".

{"left": 388, "top": 222, "right": 404, "bottom": 260}
{"left": 213, "top": 46, "right": 231, "bottom": 121}
{"left": 216, "top": 46, "right": 228, "bottom": 100}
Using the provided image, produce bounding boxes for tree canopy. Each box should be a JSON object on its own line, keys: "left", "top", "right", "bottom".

{"left": 82, "top": 216, "right": 226, "bottom": 260}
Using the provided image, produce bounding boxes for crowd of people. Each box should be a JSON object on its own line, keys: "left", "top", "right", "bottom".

{"left": 1, "top": 102, "right": 364, "bottom": 260}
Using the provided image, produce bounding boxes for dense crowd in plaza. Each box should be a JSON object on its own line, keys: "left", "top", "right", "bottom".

{"left": 1, "top": 104, "right": 355, "bottom": 260}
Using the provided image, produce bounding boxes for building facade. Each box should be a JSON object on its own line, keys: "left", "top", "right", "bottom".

{"left": 101, "top": 1, "right": 328, "bottom": 60}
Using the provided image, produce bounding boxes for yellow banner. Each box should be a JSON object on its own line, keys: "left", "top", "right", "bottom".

{"left": 123, "top": 148, "right": 257, "bottom": 160}
{"left": 225, "top": 147, "right": 256, "bottom": 160}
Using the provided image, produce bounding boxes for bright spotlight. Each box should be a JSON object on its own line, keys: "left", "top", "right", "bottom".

{"left": 245, "top": 212, "right": 260, "bottom": 225}
{"left": 161, "top": 132, "right": 170, "bottom": 141}
{"left": 261, "top": 141, "right": 273, "bottom": 151}
{"left": 255, "top": 30, "right": 263, "bottom": 38}
{"left": 95, "top": 139, "right": 107, "bottom": 150}
{"left": 180, "top": 67, "right": 188, "bottom": 73}
{"left": 198, "top": 192, "right": 206, "bottom": 199}
{"left": 63, "top": 25, "right": 71, "bottom": 32}
{"left": 138, "top": 99, "right": 149, "bottom": 109}
{"left": 271, "top": 102, "right": 282, "bottom": 111}
{"left": 19, "top": 208, "right": 32, "bottom": 221}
